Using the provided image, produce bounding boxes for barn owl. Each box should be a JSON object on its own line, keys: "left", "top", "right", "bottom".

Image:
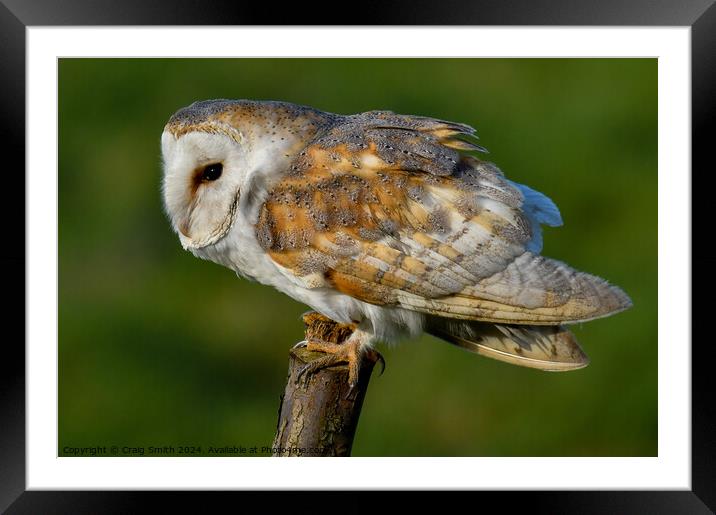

{"left": 161, "top": 99, "right": 632, "bottom": 386}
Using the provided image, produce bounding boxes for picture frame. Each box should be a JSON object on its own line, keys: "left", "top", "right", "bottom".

{"left": 3, "top": 0, "right": 710, "bottom": 511}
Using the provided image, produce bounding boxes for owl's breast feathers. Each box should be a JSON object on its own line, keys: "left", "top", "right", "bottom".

{"left": 254, "top": 109, "right": 631, "bottom": 326}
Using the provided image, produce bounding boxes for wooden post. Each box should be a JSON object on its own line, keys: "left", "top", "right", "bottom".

{"left": 271, "top": 312, "right": 379, "bottom": 457}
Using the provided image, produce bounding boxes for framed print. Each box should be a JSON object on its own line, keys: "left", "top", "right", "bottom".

{"left": 3, "top": 0, "right": 712, "bottom": 512}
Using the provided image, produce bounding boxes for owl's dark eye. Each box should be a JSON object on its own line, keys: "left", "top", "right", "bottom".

{"left": 201, "top": 163, "right": 223, "bottom": 182}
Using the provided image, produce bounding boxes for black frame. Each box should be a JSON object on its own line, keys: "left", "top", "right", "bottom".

{"left": 2, "top": 1, "right": 711, "bottom": 512}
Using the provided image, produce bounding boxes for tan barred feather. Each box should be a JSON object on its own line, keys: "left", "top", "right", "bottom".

{"left": 426, "top": 318, "right": 590, "bottom": 371}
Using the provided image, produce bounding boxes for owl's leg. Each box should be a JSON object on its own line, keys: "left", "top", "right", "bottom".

{"left": 295, "top": 329, "right": 384, "bottom": 389}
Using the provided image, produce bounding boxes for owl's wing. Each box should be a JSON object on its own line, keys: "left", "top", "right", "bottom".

{"left": 257, "top": 111, "right": 631, "bottom": 325}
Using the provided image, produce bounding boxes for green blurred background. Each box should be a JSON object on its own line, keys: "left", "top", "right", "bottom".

{"left": 59, "top": 58, "right": 656, "bottom": 457}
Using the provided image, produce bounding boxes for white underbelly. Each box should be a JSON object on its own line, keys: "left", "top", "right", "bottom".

{"left": 193, "top": 212, "right": 425, "bottom": 342}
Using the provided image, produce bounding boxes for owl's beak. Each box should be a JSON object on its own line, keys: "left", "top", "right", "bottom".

{"left": 178, "top": 231, "right": 194, "bottom": 250}
{"left": 177, "top": 219, "right": 204, "bottom": 250}
{"left": 176, "top": 218, "right": 193, "bottom": 249}
{"left": 177, "top": 227, "right": 215, "bottom": 250}
{"left": 175, "top": 191, "right": 240, "bottom": 251}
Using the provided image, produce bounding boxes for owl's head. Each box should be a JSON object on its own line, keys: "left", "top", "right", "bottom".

{"left": 161, "top": 115, "right": 247, "bottom": 250}
{"left": 161, "top": 99, "right": 332, "bottom": 250}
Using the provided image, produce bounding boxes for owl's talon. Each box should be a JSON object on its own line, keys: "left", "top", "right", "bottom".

{"left": 293, "top": 335, "right": 382, "bottom": 389}
{"left": 292, "top": 340, "right": 308, "bottom": 349}
{"left": 295, "top": 352, "right": 342, "bottom": 388}
{"left": 371, "top": 351, "right": 386, "bottom": 377}
{"left": 295, "top": 364, "right": 310, "bottom": 388}
{"left": 296, "top": 363, "right": 310, "bottom": 387}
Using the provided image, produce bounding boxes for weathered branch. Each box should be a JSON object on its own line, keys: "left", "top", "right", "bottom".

{"left": 271, "top": 312, "right": 378, "bottom": 457}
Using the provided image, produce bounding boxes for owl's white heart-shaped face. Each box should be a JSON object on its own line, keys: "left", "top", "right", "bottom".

{"left": 161, "top": 130, "right": 248, "bottom": 250}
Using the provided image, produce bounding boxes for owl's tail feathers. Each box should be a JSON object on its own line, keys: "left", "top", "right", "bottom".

{"left": 425, "top": 318, "right": 589, "bottom": 371}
